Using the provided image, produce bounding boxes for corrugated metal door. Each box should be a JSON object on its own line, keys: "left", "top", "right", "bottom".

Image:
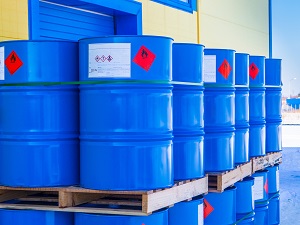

{"left": 39, "top": 0, "right": 114, "bottom": 40}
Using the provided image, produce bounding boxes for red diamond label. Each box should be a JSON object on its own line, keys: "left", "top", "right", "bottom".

{"left": 249, "top": 62, "right": 259, "bottom": 79}
{"left": 5, "top": 50, "right": 23, "bottom": 75}
{"left": 133, "top": 45, "right": 156, "bottom": 71}
{"left": 218, "top": 59, "right": 231, "bottom": 79}
{"left": 204, "top": 199, "right": 214, "bottom": 219}
{"left": 264, "top": 179, "right": 269, "bottom": 194}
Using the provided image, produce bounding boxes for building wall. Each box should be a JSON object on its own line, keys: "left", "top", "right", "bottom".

{"left": 137, "top": 0, "right": 199, "bottom": 43}
{"left": 0, "top": 0, "right": 28, "bottom": 41}
{"left": 199, "top": 0, "right": 269, "bottom": 56}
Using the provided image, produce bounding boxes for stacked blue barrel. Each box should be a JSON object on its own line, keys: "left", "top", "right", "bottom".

{"left": 252, "top": 170, "right": 269, "bottom": 224}
{"left": 235, "top": 53, "right": 250, "bottom": 165}
{"left": 77, "top": 36, "right": 173, "bottom": 225}
{"left": 266, "top": 165, "right": 280, "bottom": 225}
{"left": 235, "top": 177, "right": 255, "bottom": 224}
{"left": 0, "top": 41, "right": 78, "bottom": 223}
{"left": 203, "top": 49, "right": 235, "bottom": 172}
{"left": 169, "top": 43, "right": 205, "bottom": 225}
{"left": 204, "top": 186, "right": 237, "bottom": 224}
{"left": 172, "top": 43, "right": 205, "bottom": 181}
{"left": 265, "top": 59, "right": 282, "bottom": 154}
{"left": 249, "top": 56, "right": 266, "bottom": 158}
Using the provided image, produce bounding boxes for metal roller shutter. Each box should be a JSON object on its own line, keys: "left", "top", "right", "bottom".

{"left": 39, "top": 0, "right": 114, "bottom": 40}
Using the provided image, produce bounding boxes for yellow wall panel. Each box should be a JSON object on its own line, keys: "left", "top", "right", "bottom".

{"left": 137, "top": 0, "right": 198, "bottom": 43}
{"left": 0, "top": 0, "right": 28, "bottom": 41}
{"left": 199, "top": 0, "right": 269, "bottom": 56}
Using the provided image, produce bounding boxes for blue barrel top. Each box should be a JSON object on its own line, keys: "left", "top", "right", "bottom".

{"left": 75, "top": 209, "right": 168, "bottom": 225}
{"left": 79, "top": 35, "right": 173, "bottom": 81}
{"left": 265, "top": 58, "right": 282, "bottom": 86}
{"left": 204, "top": 48, "right": 235, "bottom": 86}
{"left": 249, "top": 55, "right": 265, "bottom": 87}
{"left": 173, "top": 43, "right": 204, "bottom": 83}
{"left": 235, "top": 53, "right": 249, "bottom": 86}
{"left": 0, "top": 209, "right": 73, "bottom": 225}
{"left": 0, "top": 41, "right": 78, "bottom": 83}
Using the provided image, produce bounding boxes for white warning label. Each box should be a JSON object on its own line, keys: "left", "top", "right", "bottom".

{"left": 276, "top": 170, "right": 280, "bottom": 190}
{"left": 0, "top": 46, "right": 4, "bottom": 80}
{"left": 88, "top": 43, "right": 131, "bottom": 78}
{"left": 253, "top": 176, "right": 264, "bottom": 201}
{"left": 198, "top": 203, "right": 204, "bottom": 225}
{"left": 203, "top": 55, "right": 216, "bottom": 83}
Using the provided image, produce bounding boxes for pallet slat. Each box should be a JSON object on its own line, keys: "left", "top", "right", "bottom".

{"left": 0, "top": 176, "right": 208, "bottom": 215}
{"left": 252, "top": 151, "right": 282, "bottom": 173}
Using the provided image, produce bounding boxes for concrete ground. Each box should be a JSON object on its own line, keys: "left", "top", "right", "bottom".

{"left": 280, "top": 125, "right": 300, "bottom": 224}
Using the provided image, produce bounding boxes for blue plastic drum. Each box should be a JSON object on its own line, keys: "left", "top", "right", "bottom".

{"left": 75, "top": 209, "right": 168, "bottom": 225}
{"left": 252, "top": 170, "right": 269, "bottom": 203}
{"left": 254, "top": 201, "right": 269, "bottom": 225}
{"left": 249, "top": 123, "right": 266, "bottom": 157}
{"left": 169, "top": 196, "right": 204, "bottom": 225}
{"left": 0, "top": 41, "right": 79, "bottom": 187}
{"left": 204, "top": 186, "right": 236, "bottom": 225}
{"left": 204, "top": 87, "right": 235, "bottom": 132}
{"left": 266, "top": 122, "right": 282, "bottom": 153}
{"left": 265, "top": 58, "right": 282, "bottom": 86}
{"left": 266, "top": 165, "right": 280, "bottom": 194}
{"left": 235, "top": 87, "right": 249, "bottom": 127}
{"left": 173, "top": 135, "right": 204, "bottom": 180}
{"left": 268, "top": 192, "right": 280, "bottom": 225}
{"left": 204, "top": 131, "right": 234, "bottom": 172}
{"left": 235, "top": 53, "right": 249, "bottom": 86}
{"left": 265, "top": 87, "right": 282, "bottom": 122}
{"left": 79, "top": 36, "right": 173, "bottom": 190}
{"left": 204, "top": 49, "right": 235, "bottom": 86}
{"left": 235, "top": 126, "right": 250, "bottom": 165}
{"left": 249, "top": 56, "right": 265, "bottom": 87}
{"left": 249, "top": 87, "right": 266, "bottom": 123}
{"left": 173, "top": 43, "right": 204, "bottom": 83}
{"left": 0, "top": 209, "right": 73, "bottom": 225}
{"left": 235, "top": 177, "right": 255, "bottom": 216}
{"left": 79, "top": 36, "right": 172, "bottom": 81}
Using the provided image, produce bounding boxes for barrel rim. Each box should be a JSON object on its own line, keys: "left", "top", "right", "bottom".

{"left": 204, "top": 48, "right": 236, "bottom": 52}
{"left": 173, "top": 43, "right": 205, "bottom": 48}
{"left": 0, "top": 40, "right": 77, "bottom": 44}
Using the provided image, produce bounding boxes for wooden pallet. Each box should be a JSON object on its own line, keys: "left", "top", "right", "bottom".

{"left": 0, "top": 176, "right": 208, "bottom": 215}
{"left": 252, "top": 151, "right": 282, "bottom": 173}
{"left": 207, "top": 162, "right": 252, "bottom": 192}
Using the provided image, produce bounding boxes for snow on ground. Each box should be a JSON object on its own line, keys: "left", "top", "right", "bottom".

{"left": 281, "top": 125, "right": 300, "bottom": 225}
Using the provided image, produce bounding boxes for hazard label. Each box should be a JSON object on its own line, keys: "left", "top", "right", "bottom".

{"left": 0, "top": 47, "right": 4, "bottom": 80}
{"left": 203, "top": 55, "right": 216, "bottom": 82}
{"left": 88, "top": 43, "right": 131, "bottom": 78}
{"left": 249, "top": 62, "right": 259, "bottom": 79}
{"left": 253, "top": 176, "right": 264, "bottom": 201}
{"left": 276, "top": 170, "right": 280, "bottom": 190}
{"left": 133, "top": 45, "right": 156, "bottom": 71}
{"left": 264, "top": 179, "right": 268, "bottom": 194}
{"left": 218, "top": 59, "right": 232, "bottom": 79}
{"left": 5, "top": 50, "right": 23, "bottom": 75}
{"left": 203, "top": 199, "right": 214, "bottom": 219}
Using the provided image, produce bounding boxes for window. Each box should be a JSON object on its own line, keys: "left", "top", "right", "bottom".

{"left": 151, "top": 0, "right": 197, "bottom": 13}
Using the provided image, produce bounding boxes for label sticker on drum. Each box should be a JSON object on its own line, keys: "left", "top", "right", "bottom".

{"left": 249, "top": 62, "right": 259, "bottom": 79}
{"left": 276, "top": 170, "right": 280, "bottom": 190}
{"left": 218, "top": 59, "right": 232, "bottom": 79}
{"left": 5, "top": 50, "right": 23, "bottom": 75}
{"left": 0, "top": 47, "right": 4, "bottom": 80}
{"left": 203, "top": 199, "right": 214, "bottom": 219}
{"left": 88, "top": 43, "right": 131, "bottom": 78}
{"left": 198, "top": 203, "right": 204, "bottom": 225}
{"left": 133, "top": 45, "right": 156, "bottom": 71}
{"left": 253, "top": 176, "right": 264, "bottom": 200}
{"left": 251, "top": 186, "right": 255, "bottom": 209}
{"left": 203, "top": 55, "right": 216, "bottom": 82}
{"left": 264, "top": 178, "right": 268, "bottom": 194}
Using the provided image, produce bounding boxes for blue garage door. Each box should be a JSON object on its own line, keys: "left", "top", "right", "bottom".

{"left": 39, "top": 0, "right": 114, "bottom": 40}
